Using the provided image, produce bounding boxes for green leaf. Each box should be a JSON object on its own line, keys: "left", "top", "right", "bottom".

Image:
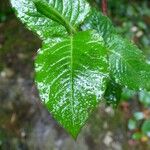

{"left": 139, "top": 90, "right": 150, "bottom": 107}
{"left": 128, "top": 119, "right": 137, "bottom": 130}
{"left": 134, "top": 112, "right": 144, "bottom": 121}
{"left": 104, "top": 80, "right": 122, "bottom": 107}
{"left": 132, "top": 132, "right": 143, "bottom": 140}
{"left": 142, "top": 120, "right": 150, "bottom": 137}
{"left": 107, "top": 34, "right": 150, "bottom": 90}
{"left": 10, "top": 0, "right": 90, "bottom": 40}
{"left": 35, "top": 31, "right": 108, "bottom": 138}
{"left": 82, "top": 9, "right": 116, "bottom": 40}
{"left": 82, "top": 9, "right": 150, "bottom": 90}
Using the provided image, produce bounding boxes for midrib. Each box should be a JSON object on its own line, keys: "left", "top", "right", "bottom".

{"left": 70, "top": 36, "right": 75, "bottom": 127}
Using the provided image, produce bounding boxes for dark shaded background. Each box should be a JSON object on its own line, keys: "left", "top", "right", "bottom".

{"left": 0, "top": 0, "right": 150, "bottom": 149}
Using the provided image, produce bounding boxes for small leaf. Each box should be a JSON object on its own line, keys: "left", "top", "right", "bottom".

{"left": 128, "top": 119, "right": 137, "bottom": 130}
{"left": 134, "top": 112, "right": 144, "bottom": 121}
{"left": 132, "top": 132, "right": 143, "bottom": 140}
{"left": 10, "top": 0, "right": 90, "bottom": 40}
{"left": 35, "top": 31, "right": 109, "bottom": 138}
{"left": 139, "top": 90, "right": 150, "bottom": 107}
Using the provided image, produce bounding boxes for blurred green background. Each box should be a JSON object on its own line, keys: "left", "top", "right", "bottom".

{"left": 0, "top": 0, "right": 150, "bottom": 150}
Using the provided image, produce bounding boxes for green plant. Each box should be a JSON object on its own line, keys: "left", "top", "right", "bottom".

{"left": 127, "top": 90, "right": 150, "bottom": 142}
{"left": 10, "top": 0, "right": 150, "bottom": 138}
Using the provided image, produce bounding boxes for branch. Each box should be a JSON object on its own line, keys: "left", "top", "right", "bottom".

{"left": 101, "top": 0, "right": 107, "bottom": 16}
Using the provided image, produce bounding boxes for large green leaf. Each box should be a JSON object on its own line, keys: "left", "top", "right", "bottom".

{"left": 35, "top": 31, "right": 108, "bottom": 138}
{"left": 82, "top": 9, "right": 150, "bottom": 90}
{"left": 10, "top": 0, "right": 90, "bottom": 40}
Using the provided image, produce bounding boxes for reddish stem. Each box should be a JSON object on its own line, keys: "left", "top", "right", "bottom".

{"left": 102, "top": 0, "right": 107, "bottom": 15}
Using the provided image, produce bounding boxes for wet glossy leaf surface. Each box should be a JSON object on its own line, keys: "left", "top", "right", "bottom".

{"left": 11, "top": 0, "right": 150, "bottom": 138}
{"left": 82, "top": 9, "right": 116, "bottom": 40}
{"left": 35, "top": 31, "right": 108, "bottom": 138}
{"left": 82, "top": 9, "right": 150, "bottom": 90}
{"left": 10, "top": 0, "right": 90, "bottom": 40}
{"left": 107, "top": 34, "right": 150, "bottom": 90}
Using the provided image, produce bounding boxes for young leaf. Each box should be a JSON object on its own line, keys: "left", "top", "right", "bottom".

{"left": 82, "top": 9, "right": 150, "bottom": 90}
{"left": 10, "top": 0, "right": 90, "bottom": 40}
{"left": 35, "top": 31, "right": 109, "bottom": 138}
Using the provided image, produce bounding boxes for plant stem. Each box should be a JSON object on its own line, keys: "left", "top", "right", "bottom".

{"left": 102, "top": 0, "right": 107, "bottom": 15}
